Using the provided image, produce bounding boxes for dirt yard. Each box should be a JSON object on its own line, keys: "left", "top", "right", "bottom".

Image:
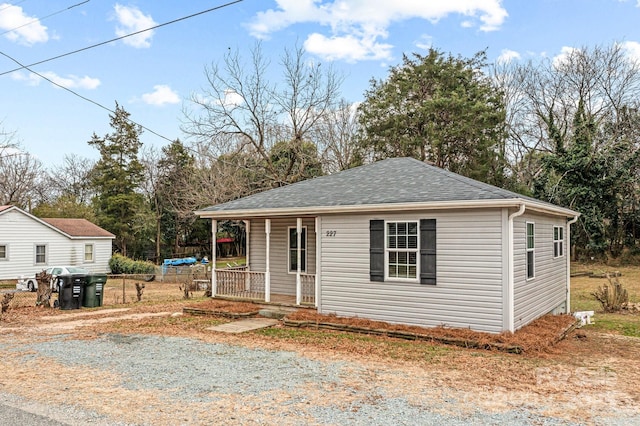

{"left": 0, "top": 267, "right": 638, "bottom": 425}
{"left": 0, "top": 296, "right": 638, "bottom": 425}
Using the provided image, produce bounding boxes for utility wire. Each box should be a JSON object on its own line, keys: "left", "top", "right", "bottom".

{"left": 0, "top": 0, "right": 244, "bottom": 77}
{"left": 0, "top": 1, "right": 89, "bottom": 38}
{"left": 0, "top": 50, "right": 175, "bottom": 143}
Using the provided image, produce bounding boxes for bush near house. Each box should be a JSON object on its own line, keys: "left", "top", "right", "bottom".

{"left": 109, "top": 254, "right": 155, "bottom": 275}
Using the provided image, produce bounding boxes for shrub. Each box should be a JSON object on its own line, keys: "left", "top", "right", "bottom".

{"left": 592, "top": 274, "right": 629, "bottom": 312}
{"left": 109, "top": 254, "right": 155, "bottom": 275}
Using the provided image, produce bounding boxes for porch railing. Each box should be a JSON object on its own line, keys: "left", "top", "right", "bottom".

{"left": 214, "top": 268, "right": 315, "bottom": 306}
{"left": 215, "top": 268, "right": 265, "bottom": 300}
{"left": 300, "top": 273, "right": 316, "bottom": 305}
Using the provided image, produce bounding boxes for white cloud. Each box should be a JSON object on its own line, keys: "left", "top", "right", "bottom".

{"left": 113, "top": 4, "right": 156, "bottom": 48}
{"left": 497, "top": 49, "right": 521, "bottom": 64}
{"left": 0, "top": 3, "right": 48, "bottom": 45}
{"left": 304, "top": 33, "right": 393, "bottom": 62}
{"left": 620, "top": 41, "right": 640, "bottom": 62}
{"left": 247, "top": 0, "right": 508, "bottom": 62}
{"left": 414, "top": 34, "right": 433, "bottom": 50}
{"left": 141, "top": 85, "right": 180, "bottom": 106}
{"left": 11, "top": 71, "right": 100, "bottom": 89}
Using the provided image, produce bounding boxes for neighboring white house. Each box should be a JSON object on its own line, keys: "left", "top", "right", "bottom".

{"left": 195, "top": 158, "right": 580, "bottom": 334}
{"left": 0, "top": 205, "right": 114, "bottom": 280}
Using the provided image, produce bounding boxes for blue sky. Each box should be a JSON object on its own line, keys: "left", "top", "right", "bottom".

{"left": 1, "top": 0, "right": 640, "bottom": 167}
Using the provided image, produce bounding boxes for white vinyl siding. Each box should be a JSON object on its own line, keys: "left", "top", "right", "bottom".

{"left": 0, "top": 209, "right": 113, "bottom": 280}
{"left": 319, "top": 209, "right": 505, "bottom": 333}
{"left": 248, "top": 218, "right": 315, "bottom": 296}
{"left": 513, "top": 213, "right": 567, "bottom": 330}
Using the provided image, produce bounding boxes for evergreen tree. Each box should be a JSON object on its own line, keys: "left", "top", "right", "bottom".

{"left": 355, "top": 48, "right": 506, "bottom": 184}
{"left": 89, "top": 104, "right": 146, "bottom": 256}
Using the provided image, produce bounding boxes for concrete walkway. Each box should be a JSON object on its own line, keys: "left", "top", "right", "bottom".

{"left": 206, "top": 318, "right": 279, "bottom": 333}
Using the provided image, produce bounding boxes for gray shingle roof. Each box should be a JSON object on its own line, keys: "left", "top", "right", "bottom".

{"left": 200, "top": 157, "right": 553, "bottom": 213}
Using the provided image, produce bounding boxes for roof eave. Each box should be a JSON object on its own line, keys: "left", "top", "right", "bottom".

{"left": 195, "top": 198, "right": 580, "bottom": 220}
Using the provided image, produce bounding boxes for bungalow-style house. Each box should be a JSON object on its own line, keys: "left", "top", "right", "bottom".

{"left": 0, "top": 205, "right": 114, "bottom": 280}
{"left": 196, "top": 158, "right": 580, "bottom": 333}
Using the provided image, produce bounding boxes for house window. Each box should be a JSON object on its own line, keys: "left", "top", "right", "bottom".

{"left": 288, "top": 227, "right": 307, "bottom": 272}
{"left": 386, "top": 221, "right": 419, "bottom": 280}
{"left": 35, "top": 244, "right": 47, "bottom": 264}
{"left": 526, "top": 222, "right": 535, "bottom": 279}
{"left": 0, "top": 244, "right": 7, "bottom": 260}
{"left": 84, "top": 244, "right": 94, "bottom": 262}
{"left": 370, "top": 219, "right": 436, "bottom": 284}
{"left": 553, "top": 226, "right": 564, "bottom": 258}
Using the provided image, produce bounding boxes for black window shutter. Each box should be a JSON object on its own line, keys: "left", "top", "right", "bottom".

{"left": 370, "top": 220, "right": 384, "bottom": 282}
{"left": 420, "top": 219, "right": 436, "bottom": 285}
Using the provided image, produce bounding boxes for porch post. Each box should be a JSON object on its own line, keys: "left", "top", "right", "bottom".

{"left": 315, "top": 216, "right": 320, "bottom": 308}
{"left": 296, "top": 217, "right": 302, "bottom": 305}
{"left": 244, "top": 220, "right": 250, "bottom": 291}
{"left": 265, "top": 219, "right": 271, "bottom": 303}
{"left": 211, "top": 219, "right": 217, "bottom": 297}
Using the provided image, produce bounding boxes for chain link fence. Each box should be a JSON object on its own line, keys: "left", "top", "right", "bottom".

{"left": 1, "top": 268, "right": 212, "bottom": 312}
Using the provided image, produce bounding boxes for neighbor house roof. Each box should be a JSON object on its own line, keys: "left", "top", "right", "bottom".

{"left": 41, "top": 218, "right": 115, "bottom": 238}
{"left": 196, "top": 157, "right": 579, "bottom": 219}
{"left": 0, "top": 205, "right": 115, "bottom": 239}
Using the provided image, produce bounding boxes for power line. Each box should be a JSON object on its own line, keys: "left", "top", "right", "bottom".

{"left": 0, "top": 0, "right": 244, "bottom": 77}
{"left": 0, "top": 1, "right": 90, "bottom": 38}
{"left": 0, "top": 50, "right": 175, "bottom": 143}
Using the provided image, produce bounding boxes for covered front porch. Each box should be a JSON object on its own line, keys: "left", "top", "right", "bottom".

{"left": 209, "top": 217, "right": 319, "bottom": 307}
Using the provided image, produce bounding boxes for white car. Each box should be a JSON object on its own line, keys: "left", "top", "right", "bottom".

{"left": 18, "top": 266, "right": 90, "bottom": 292}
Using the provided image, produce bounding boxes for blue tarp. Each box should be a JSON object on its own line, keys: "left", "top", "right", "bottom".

{"left": 163, "top": 257, "right": 198, "bottom": 266}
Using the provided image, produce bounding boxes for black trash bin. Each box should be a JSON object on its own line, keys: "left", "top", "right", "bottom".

{"left": 83, "top": 273, "right": 107, "bottom": 308}
{"left": 57, "top": 274, "right": 86, "bottom": 310}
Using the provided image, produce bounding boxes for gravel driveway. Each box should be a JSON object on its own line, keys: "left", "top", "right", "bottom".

{"left": 1, "top": 331, "right": 628, "bottom": 426}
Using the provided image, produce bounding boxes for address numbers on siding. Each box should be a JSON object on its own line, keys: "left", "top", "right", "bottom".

{"left": 325, "top": 230, "right": 337, "bottom": 237}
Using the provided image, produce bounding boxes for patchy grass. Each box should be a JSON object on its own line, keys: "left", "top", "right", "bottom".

{"left": 571, "top": 263, "right": 640, "bottom": 336}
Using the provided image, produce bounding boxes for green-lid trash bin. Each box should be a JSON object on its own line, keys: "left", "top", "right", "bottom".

{"left": 57, "top": 274, "right": 86, "bottom": 310}
{"left": 83, "top": 273, "right": 107, "bottom": 308}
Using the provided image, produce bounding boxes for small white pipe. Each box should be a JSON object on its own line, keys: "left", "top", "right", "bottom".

{"left": 507, "top": 204, "right": 526, "bottom": 332}
{"left": 566, "top": 216, "right": 579, "bottom": 313}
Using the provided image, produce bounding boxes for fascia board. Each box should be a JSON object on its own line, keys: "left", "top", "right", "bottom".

{"left": 195, "top": 198, "right": 580, "bottom": 220}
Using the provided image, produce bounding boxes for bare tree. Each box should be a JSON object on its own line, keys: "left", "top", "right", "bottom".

{"left": 0, "top": 152, "right": 45, "bottom": 208}
{"left": 0, "top": 122, "right": 19, "bottom": 159}
{"left": 493, "top": 43, "right": 640, "bottom": 190}
{"left": 313, "top": 99, "right": 359, "bottom": 173}
{"left": 47, "top": 154, "right": 95, "bottom": 204}
{"left": 183, "top": 42, "right": 343, "bottom": 191}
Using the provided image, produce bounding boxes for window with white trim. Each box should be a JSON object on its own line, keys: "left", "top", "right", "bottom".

{"left": 84, "top": 244, "right": 95, "bottom": 262}
{"left": 0, "top": 244, "right": 7, "bottom": 260}
{"left": 386, "top": 221, "right": 419, "bottom": 280}
{"left": 288, "top": 227, "right": 307, "bottom": 272}
{"left": 35, "top": 244, "right": 47, "bottom": 264}
{"left": 553, "top": 226, "right": 564, "bottom": 258}
{"left": 526, "top": 222, "right": 535, "bottom": 279}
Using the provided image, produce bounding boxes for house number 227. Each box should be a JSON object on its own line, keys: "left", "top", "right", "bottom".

{"left": 325, "top": 230, "right": 337, "bottom": 237}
